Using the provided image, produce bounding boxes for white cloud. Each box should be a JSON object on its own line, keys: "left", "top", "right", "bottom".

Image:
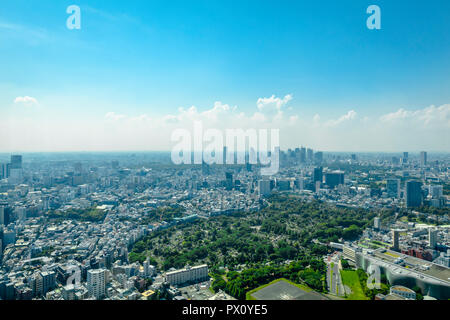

{"left": 105, "top": 112, "right": 126, "bottom": 121}
{"left": 14, "top": 96, "right": 38, "bottom": 106}
{"left": 324, "top": 110, "right": 357, "bottom": 127}
{"left": 380, "top": 104, "right": 450, "bottom": 127}
{"left": 2, "top": 96, "right": 449, "bottom": 152}
{"left": 256, "top": 94, "right": 292, "bottom": 120}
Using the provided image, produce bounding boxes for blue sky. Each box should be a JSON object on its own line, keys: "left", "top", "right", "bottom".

{"left": 0, "top": 0, "right": 449, "bottom": 151}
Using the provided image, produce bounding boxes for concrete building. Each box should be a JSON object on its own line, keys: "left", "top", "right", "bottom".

{"left": 356, "top": 248, "right": 450, "bottom": 300}
{"left": 386, "top": 179, "right": 400, "bottom": 198}
{"left": 324, "top": 171, "right": 344, "bottom": 189}
{"left": 87, "top": 269, "right": 107, "bottom": 300}
{"left": 405, "top": 180, "right": 422, "bottom": 208}
{"left": 428, "top": 229, "right": 438, "bottom": 249}
{"left": 165, "top": 264, "right": 208, "bottom": 286}
{"left": 434, "top": 250, "right": 450, "bottom": 268}
{"left": 374, "top": 217, "right": 381, "bottom": 230}
{"left": 390, "top": 285, "right": 416, "bottom": 300}
{"left": 420, "top": 151, "right": 427, "bottom": 167}
{"left": 258, "top": 180, "right": 271, "bottom": 197}
{"left": 392, "top": 229, "right": 401, "bottom": 252}
{"left": 429, "top": 185, "right": 443, "bottom": 199}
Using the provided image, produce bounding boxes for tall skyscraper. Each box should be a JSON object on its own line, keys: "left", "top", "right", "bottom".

{"left": 313, "top": 167, "right": 323, "bottom": 191}
{"left": 0, "top": 206, "right": 4, "bottom": 225}
{"left": 225, "top": 171, "right": 233, "bottom": 190}
{"left": 223, "top": 146, "right": 228, "bottom": 165}
{"left": 405, "top": 180, "right": 422, "bottom": 208}
{"left": 314, "top": 151, "right": 323, "bottom": 164}
{"left": 10, "top": 155, "right": 22, "bottom": 169}
{"left": 306, "top": 148, "right": 314, "bottom": 162}
{"left": 392, "top": 229, "right": 400, "bottom": 251}
{"left": 401, "top": 152, "right": 408, "bottom": 164}
{"left": 300, "top": 147, "right": 306, "bottom": 163}
{"left": 420, "top": 151, "right": 427, "bottom": 167}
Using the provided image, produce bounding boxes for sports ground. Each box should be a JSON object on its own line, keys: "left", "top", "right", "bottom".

{"left": 247, "top": 279, "right": 329, "bottom": 300}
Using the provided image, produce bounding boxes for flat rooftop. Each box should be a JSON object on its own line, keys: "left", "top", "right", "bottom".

{"left": 371, "top": 249, "right": 450, "bottom": 284}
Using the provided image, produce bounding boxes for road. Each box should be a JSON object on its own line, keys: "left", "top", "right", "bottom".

{"left": 326, "top": 252, "right": 346, "bottom": 297}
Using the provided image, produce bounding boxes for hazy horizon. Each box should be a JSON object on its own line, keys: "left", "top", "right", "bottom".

{"left": 1, "top": 1, "right": 449, "bottom": 152}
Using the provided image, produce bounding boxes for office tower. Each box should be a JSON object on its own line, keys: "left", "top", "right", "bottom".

{"left": 294, "top": 148, "right": 300, "bottom": 160}
{"left": 314, "top": 151, "right": 323, "bottom": 164}
{"left": 39, "top": 271, "right": 56, "bottom": 296}
{"left": 276, "top": 179, "right": 290, "bottom": 191}
{"left": 386, "top": 179, "right": 400, "bottom": 198}
{"left": 402, "top": 152, "right": 408, "bottom": 164}
{"left": 420, "top": 151, "right": 427, "bottom": 167}
{"left": 258, "top": 180, "right": 271, "bottom": 197}
{"left": 300, "top": 147, "right": 306, "bottom": 163}
{"left": 10, "top": 155, "right": 22, "bottom": 169}
{"left": 0, "top": 204, "right": 12, "bottom": 226}
{"left": 287, "top": 148, "right": 293, "bottom": 158}
{"left": 374, "top": 217, "right": 380, "bottom": 230}
{"left": 429, "top": 229, "right": 438, "bottom": 249}
{"left": 351, "top": 154, "right": 357, "bottom": 161}
{"left": 313, "top": 167, "right": 323, "bottom": 183}
{"left": 0, "top": 163, "right": 4, "bottom": 179}
{"left": 223, "top": 146, "right": 228, "bottom": 165}
{"left": 324, "top": 171, "right": 344, "bottom": 189}
{"left": 306, "top": 148, "right": 314, "bottom": 162}
{"left": 3, "top": 229, "right": 16, "bottom": 246}
{"left": 74, "top": 162, "right": 82, "bottom": 174}
{"left": 295, "top": 177, "right": 306, "bottom": 191}
{"left": 4, "top": 163, "right": 10, "bottom": 179}
{"left": 87, "top": 269, "right": 106, "bottom": 300}
{"left": 313, "top": 167, "right": 323, "bottom": 191}
{"left": 429, "top": 185, "right": 443, "bottom": 199}
{"left": 405, "top": 180, "right": 422, "bottom": 208}
{"left": 392, "top": 229, "right": 400, "bottom": 251}
{"left": 0, "top": 206, "right": 4, "bottom": 225}
{"left": 225, "top": 171, "right": 233, "bottom": 190}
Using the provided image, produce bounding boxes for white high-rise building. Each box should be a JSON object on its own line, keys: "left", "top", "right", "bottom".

{"left": 374, "top": 217, "right": 380, "bottom": 229}
{"left": 87, "top": 269, "right": 106, "bottom": 300}
{"left": 429, "top": 229, "right": 438, "bottom": 249}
